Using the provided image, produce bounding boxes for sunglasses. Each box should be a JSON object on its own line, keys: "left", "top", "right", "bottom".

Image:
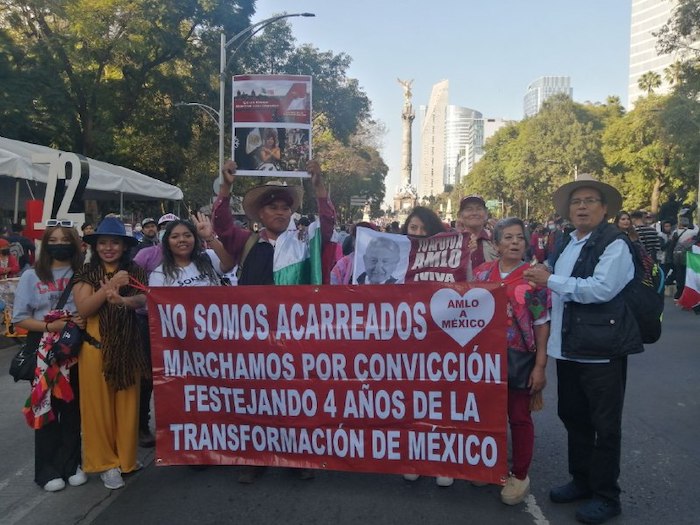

{"left": 46, "top": 219, "right": 75, "bottom": 227}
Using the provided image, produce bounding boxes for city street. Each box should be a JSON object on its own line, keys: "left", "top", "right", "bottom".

{"left": 1, "top": 297, "right": 698, "bottom": 525}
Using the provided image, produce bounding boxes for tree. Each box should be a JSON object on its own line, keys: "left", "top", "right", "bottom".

{"left": 0, "top": 0, "right": 255, "bottom": 157}
{"left": 655, "top": 0, "right": 700, "bottom": 96}
{"left": 601, "top": 95, "right": 686, "bottom": 213}
{"left": 665, "top": 61, "right": 685, "bottom": 86}
{"left": 0, "top": 3, "right": 385, "bottom": 214}
{"left": 655, "top": 0, "right": 700, "bottom": 58}
{"left": 310, "top": 116, "right": 387, "bottom": 223}
{"left": 452, "top": 95, "right": 614, "bottom": 220}
{"left": 638, "top": 71, "right": 663, "bottom": 95}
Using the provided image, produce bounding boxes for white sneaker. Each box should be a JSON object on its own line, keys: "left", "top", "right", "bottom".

{"left": 436, "top": 476, "right": 454, "bottom": 487}
{"left": 44, "top": 478, "right": 66, "bottom": 492}
{"left": 100, "top": 468, "right": 124, "bottom": 490}
{"left": 500, "top": 474, "right": 530, "bottom": 505}
{"left": 68, "top": 466, "right": 87, "bottom": 487}
{"left": 403, "top": 473, "right": 420, "bottom": 481}
{"left": 123, "top": 460, "right": 143, "bottom": 474}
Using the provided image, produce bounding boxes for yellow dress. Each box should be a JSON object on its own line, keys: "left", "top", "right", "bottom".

{"left": 79, "top": 314, "right": 140, "bottom": 473}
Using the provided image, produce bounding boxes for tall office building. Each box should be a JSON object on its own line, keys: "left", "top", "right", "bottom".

{"left": 628, "top": 0, "right": 677, "bottom": 106}
{"left": 444, "top": 105, "right": 482, "bottom": 186}
{"left": 454, "top": 117, "right": 511, "bottom": 183}
{"left": 523, "top": 76, "right": 572, "bottom": 117}
{"left": 419, "top": 79, "right": 449, "bottom": 198}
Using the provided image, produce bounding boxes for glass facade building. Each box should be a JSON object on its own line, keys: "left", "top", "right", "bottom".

{"left": 523, "top": 76, "right": 572, "bottom": 117}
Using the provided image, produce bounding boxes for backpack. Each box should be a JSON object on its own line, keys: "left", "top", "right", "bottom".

{"left": 671, "top": 230, "right": 694, "bottom": 267}
{"left": 622, "top": 239, "right": 665, "bottom": 344}
{"left": 554, "top": 228, "right": 665, "bottom": 345}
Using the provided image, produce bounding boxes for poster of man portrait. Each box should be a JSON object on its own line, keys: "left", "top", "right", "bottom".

{"left": 352, "top": 228, "right": 411, "bottom": 285}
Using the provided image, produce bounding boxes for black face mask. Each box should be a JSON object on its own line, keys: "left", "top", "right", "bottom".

{"left": 46, "top": 244, "right": 76, "bottom": 261}
{"left": 0, "top": 249, "right": 9, "bottom": 256}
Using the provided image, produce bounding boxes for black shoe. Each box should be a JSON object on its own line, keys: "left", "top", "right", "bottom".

{"left": 550, "top": 480, "right": 592, "bottom": 503}
{"left": 139, "top": 429, "right": 156, "bottom": 448}
{"left": 575, "top": 498, "right": 621, "bottom": 524}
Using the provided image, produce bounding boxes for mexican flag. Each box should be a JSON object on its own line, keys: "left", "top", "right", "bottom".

{"left": 678, "top": 246, "right": 700, "bottom": 309}
{"left": 272, "top": 220, "right": 323, "bottom": 285}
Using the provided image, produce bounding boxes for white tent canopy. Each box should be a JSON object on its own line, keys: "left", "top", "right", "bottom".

{"left": 0, "top": 136, "right": 183, "bottom": 218}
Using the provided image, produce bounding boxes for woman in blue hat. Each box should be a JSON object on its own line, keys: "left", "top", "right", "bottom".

{"left": 73, "top": 217, "right": 149, "bottom": 490}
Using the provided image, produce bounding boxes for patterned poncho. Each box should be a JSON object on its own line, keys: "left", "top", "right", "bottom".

{"left": 73, "top": 262, "right": 149, "bottom": 390}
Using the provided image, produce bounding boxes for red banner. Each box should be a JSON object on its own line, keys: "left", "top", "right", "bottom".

{"left": 147, "top": 282, "right": 508, "bottom": 483}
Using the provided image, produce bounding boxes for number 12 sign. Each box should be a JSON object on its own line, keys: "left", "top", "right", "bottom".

{"left": 32, "top": 152, "right": 89, "bottom": 230}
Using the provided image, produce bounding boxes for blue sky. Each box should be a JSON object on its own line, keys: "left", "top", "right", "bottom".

{"left": 251, "top": 0, "right": 632, "bottom": 200}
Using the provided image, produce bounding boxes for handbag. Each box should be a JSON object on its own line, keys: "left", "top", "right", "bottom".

{"left": 507, "top": 293, "right": 537, "bottom": 390}
{"left": 45, "top": 279, "right": 92, "bottom": 364}
{"left": 9, "top": 331, "right": 42, "bottom": 382}
{"left": 8, "top": 277, "right": 75, "bottom": 379}
{"left": 46, "top": 320, "right": 83, "bottom": 364}
{"left": 507, "top": 347, "right": 536, "bottom": 390}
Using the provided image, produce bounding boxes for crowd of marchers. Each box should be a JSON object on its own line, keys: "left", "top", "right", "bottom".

{"left": 6, "top": 158, "right": 699, "bottom": 525}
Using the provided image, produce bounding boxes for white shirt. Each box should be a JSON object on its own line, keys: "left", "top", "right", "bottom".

{"left": 547, "top": 231, "right": 634, "bottom": 362}
{"left": 149, "top": 249, "right": 223, "bottom": 287}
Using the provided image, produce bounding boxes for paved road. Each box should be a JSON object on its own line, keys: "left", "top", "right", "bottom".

{"left": 1, "top": 297, "right": 698, "bottom": 525}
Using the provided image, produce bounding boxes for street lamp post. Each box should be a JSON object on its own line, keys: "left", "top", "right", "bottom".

{"left": 217, "top": 12, "right": 315, "bottom": 183}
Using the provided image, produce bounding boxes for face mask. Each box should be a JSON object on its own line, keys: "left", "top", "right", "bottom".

{"left": 0, "top": 249, "right": 9, "bottom": 256}
{"left": 548, "top": 224, "right": 556, "bottom": 231}
{"left": 46, "top": 244, "right": 76, "bottom": 261}
{"left": 158, "top": 230, "right": 166, "bottom": 242}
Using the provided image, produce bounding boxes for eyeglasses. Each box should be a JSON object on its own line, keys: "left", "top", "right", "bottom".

{"left": 46, "top": 219, "right": 75, "bottom": 227}
{"left": 569, "top": 198, "right": 602, "bottom": 207}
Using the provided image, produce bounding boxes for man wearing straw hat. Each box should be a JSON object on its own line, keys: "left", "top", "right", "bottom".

{"left": 212, "top": 159, "right": 335, "bottom": 287}
{"left": 523, "top": 174, "right": 643, "bottom": 524}
{"left": 212, "top": 159, "right": 335, "bottom": 482}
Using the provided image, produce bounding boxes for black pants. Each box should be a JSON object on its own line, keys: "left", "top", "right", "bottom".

{"left": 137, "top": 314, "right": 153, "bottom": 432}
{"left": 674, "top": 263, "right": 686, "bottom": 299}
{"left": 34, "top": 366, "right": 81, "bottom": 487}
{"left": 556, "top": 357, "right": 628, "bottom": 504}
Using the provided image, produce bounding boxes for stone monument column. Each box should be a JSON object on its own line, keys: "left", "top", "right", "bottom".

{"left": 397, "top": 78, "right": 415, "bottom": 187}
{"left": 394, "top": 79, "right": 418, "bottom": 214}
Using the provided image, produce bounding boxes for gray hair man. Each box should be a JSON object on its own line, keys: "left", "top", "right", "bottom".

{"left": 523, "top": 174, "right": 642, "bottom": 525}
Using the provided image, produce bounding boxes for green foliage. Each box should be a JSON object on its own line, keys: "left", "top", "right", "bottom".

{"left": 655, "top": 0, "right": 700, "bottom": 58}
{"left": 638, "top": 71, "right": 663, "bottom": 95}
{"left": 452, "top": 92, "right": 697, "bottom": 219}
{"left": 0, "top": 2, "right": 382, "bottom": 214}
{"left": 655, "top": 0, "right": 700, "bottom": 96}
{"left": 454, "top": 95, "right": 613, "bottom": 220}
{"left": 310, "top": 116, "right": 387, "bottom": 224}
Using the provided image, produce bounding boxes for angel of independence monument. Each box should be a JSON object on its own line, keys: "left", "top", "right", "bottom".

{"left": 393, "top": 79, "right": 418, "bottom": 218}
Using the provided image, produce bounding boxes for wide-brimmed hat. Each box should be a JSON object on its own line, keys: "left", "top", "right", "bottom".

{"left": 552, "top": 174, "right": 622, "bottom": 220}
{"left": 242, "top": 181, "right": 302, "bottom": 221}
{"left": 82, "top": 217, "right": 138, "bottom": 247}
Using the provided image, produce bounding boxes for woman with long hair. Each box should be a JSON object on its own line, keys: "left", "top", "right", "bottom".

{"left": 12, "top": 222, "right": 85, "bottom": 492}
{"left": 149, "top": 214, "right": 233, "bottom": 287}
{"left": 73, "top": 217, "right": 149, "bottom": 490}
{"left": 473, "top": 218, "right": 550, "bottom": 505}
{"left": 614, "top": 210, "right": 638, "bottom": 241}
{"left": 400, "top": 206, "right": 445, "bottom": 237}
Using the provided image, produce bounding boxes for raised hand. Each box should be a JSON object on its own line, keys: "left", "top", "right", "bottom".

{"left": 192, "top": 212, "right": 213, "bottom": 240}
{"left": 221, "top": 160, "right": 237, "bottom": 187}
{"left": 306, "top": 159, "right": 327, "bottom": 197}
